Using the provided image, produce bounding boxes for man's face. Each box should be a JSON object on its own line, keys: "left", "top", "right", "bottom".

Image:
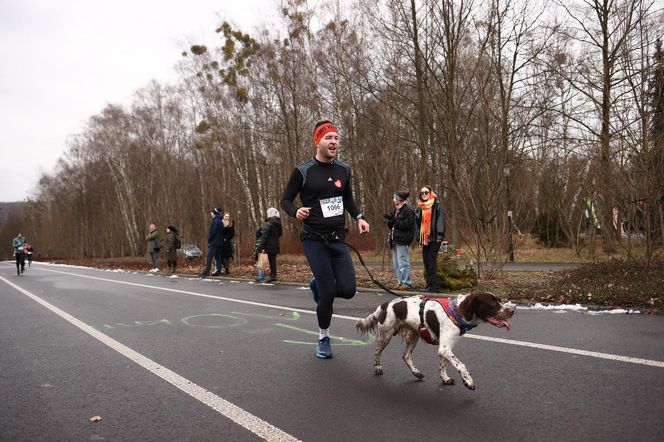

{"left": 316, "top": 131, "right": 340, "bottom": 161}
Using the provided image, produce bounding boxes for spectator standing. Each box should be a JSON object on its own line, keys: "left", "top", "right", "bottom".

{"left": 12, "top": 232, "right": 26, "bottom": 275}
{"left": 281, "top": 120, "right": 370, "bottom": 359}
{"left": 414, "top": 185, "right": 446, "bottom": 292}
{"left": 256, "top": 207, "right": 283, "bottom": 283}
{"left": 25, "top": 242, "right": 34, "bottom": 267}
{"left": 163, "top": 225, "right": 180, "bottom": 274}
{"left": 146, "top": 224, "right": 161, "bottom": 272}
{"left": 199, "top": 208, "right": 224, "bottom": 278}
{"left": 219, "top": 213, "right": 235, "bottom": 275}
{"left": 384, "top": 191, "right": 415, "bottom": 290}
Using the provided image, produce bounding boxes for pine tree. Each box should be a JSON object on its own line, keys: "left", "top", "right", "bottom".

{"left": 650, "top": 39, "right": 664, "bottom": 146}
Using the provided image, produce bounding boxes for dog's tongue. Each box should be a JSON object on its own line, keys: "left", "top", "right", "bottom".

{"left": 487, "top": 317, "right": 511, "bottom": 331}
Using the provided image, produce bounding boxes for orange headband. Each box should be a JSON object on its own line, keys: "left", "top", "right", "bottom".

{"left": 313, "top": 123, "right": 338, "bottom": 145}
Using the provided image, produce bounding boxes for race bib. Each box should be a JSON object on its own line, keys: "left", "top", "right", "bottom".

{"left": 320, "top": 196, "right": 343, "bottom": 218}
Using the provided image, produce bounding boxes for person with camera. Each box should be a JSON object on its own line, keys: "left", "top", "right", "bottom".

{"left": 384, "top": 190, "right": 415, "bottom": 290}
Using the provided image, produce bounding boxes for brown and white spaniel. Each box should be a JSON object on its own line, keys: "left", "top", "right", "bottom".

{"left": 356, "top": 292, "right": 514, "bottom": 390}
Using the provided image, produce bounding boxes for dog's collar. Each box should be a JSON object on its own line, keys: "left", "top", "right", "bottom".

{"left": 439, "top": 297, "right": 477, "bottom": 336}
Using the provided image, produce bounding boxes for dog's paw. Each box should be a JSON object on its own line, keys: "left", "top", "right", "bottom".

{"left": 412, "top": 371, "right": 424, "bottom": 380}
{"left": 374, "top": 367, "right": 383, "bottom": 376}
{"left": 441, "top": 378, "right": 455, "bottom": 386}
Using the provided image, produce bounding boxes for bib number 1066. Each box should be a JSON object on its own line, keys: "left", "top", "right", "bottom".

{"left": 320, "top": 196, "right": 344, "bottom": 218}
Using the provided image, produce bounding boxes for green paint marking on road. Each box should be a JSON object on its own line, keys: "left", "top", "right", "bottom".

{"left": 276, "top": 323, "right": 374, "bottom": 346}
{"left": 231, "top": 311, "right": 301, "bottom": 321}
{"left": 181, "top": 314, "right": 247, "bottom": 328}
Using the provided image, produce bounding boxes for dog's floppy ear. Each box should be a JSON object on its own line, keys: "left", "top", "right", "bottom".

{"left": 457, "top": 293, "right": 480, "bottom": 321}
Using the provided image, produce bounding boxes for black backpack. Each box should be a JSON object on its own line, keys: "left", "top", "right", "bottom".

{"left": 174, "top": 237, "right": 182, "bottom": 249}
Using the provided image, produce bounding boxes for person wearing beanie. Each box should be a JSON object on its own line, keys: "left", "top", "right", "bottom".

{"left": 281, "top": 120, "right": 370, "bottom": 360}
{"left": 164, "top": 225, "right": 180, "bottom": 274}
{"left": 199, "top": 208, "right": 224, "bottom": 278}
{"left": 384, "top": 190, "right": 415, "bottom": 290}
{"left": 254, "top": 207, "right": 283, "bottom": 283}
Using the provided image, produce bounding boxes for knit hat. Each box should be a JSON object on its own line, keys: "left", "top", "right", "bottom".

{"left": 266, "top": 207, "right": 280, "bottom": 218}
{"left": 167, "top": 225, "right": 178, "bottom": 233}
{"left": 212, "top": 208, "right": 222, "bottom": 216}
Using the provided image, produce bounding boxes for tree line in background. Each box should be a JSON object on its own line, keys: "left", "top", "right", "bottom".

{"left": 3, "top": 0, "right": 664, "bottom": 269}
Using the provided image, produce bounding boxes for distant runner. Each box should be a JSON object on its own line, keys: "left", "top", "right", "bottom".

{"left": 12, "top": 232, "right": 27, "bottom": 275}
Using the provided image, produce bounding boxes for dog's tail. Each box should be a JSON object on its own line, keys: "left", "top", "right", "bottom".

{"left": 356, "top": 303, "right": 386, "bottom": 335}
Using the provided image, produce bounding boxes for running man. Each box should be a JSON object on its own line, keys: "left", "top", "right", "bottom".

{"left": 281, "top": 120, "right": 370, "bottom": 359}
{"left": 12, "top": 232, "right": 26, "bottom": 275}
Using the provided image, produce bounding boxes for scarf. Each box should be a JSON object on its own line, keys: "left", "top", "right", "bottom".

{"left": 418, "top": 192, "right": 437, "bottom": 245}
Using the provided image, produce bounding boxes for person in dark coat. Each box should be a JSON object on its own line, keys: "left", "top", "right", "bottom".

{"left": 217, "top": 213, "right": 235, "bottom": 275}
{"left": 384, "top": 190, "right": 415, "bottom": 290}
{"left": 256, "top": 207, "right": 283, "bottom": 283}
{"left": 163, "top": 225, "right": 179, "bottom": 274}
{"left": 199, "top": 208, "right": 224, "bottom": 278}
{"left": 414, "top": 185, "right": 446, "bottom": 292}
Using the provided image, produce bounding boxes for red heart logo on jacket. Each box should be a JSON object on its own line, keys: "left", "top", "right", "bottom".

{"left": 334, "top": 179, "right": 342, "bottom": 188}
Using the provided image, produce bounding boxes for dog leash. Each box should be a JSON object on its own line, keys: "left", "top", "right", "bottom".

{"left": 300, "top": 226, "right": 406, "bottom": 297}
{"left": 343, "top": 240, "right": 408, "bottom": 298}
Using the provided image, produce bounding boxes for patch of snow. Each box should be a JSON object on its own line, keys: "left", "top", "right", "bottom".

{"left": 588, "top": 309, "right": 640, "bottom": 315}
{"left": 517, "top": 303, "right": 640, "bottom": 315}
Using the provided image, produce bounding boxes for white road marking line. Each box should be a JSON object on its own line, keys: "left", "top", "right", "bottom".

{"left": 0, "top": 276, "right": 300, "bottom": 442}
{"left": 468, "top": 335, "right": 664, "bottom": 368}
{"left": 9, "top": 264, "right": 664, "bottom": 369}
{"left": 30, "top": 265, "right": 317, "bottom": 316}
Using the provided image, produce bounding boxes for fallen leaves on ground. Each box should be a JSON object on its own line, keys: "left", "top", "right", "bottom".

{"left": 47, "top": 257, "right": 663, "bottom": 312}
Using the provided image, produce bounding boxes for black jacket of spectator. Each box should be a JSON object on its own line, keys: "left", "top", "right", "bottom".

{"left": 221, "top": 222, "right": 235, "bottom": 258}
{"left": 388, "top": 203, "right": 415, "bottom": 246}
{"left": 259, "top": 217, "right": 283, "bottom": 254}
{"left": 208, "top": 214, "right": 224, "bottom": 246}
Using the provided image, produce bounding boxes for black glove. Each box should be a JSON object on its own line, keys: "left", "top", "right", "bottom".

{"left": 383, "top": 213, "right": 395, "bottom": 223}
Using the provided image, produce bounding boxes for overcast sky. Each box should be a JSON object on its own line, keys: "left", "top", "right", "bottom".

{"left": 0, "top": 0, "right": 271, "bottom": 202}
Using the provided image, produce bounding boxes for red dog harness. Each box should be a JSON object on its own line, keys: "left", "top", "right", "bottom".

{"left": 418, "top": 296, "right": 476, "bottom": 345}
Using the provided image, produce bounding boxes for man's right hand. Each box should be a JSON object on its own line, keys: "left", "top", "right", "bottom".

{"left": 296, "top": 207, "right": 311, "bottom": 221}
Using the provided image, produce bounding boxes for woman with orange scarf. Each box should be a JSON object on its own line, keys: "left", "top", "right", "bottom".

{"left": 414, "top": 185, "right": 446, "bottom": 292}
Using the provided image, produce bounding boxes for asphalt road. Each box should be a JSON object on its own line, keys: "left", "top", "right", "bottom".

{"left": 1, "top": 262, "right": 662, "bottom": 441}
